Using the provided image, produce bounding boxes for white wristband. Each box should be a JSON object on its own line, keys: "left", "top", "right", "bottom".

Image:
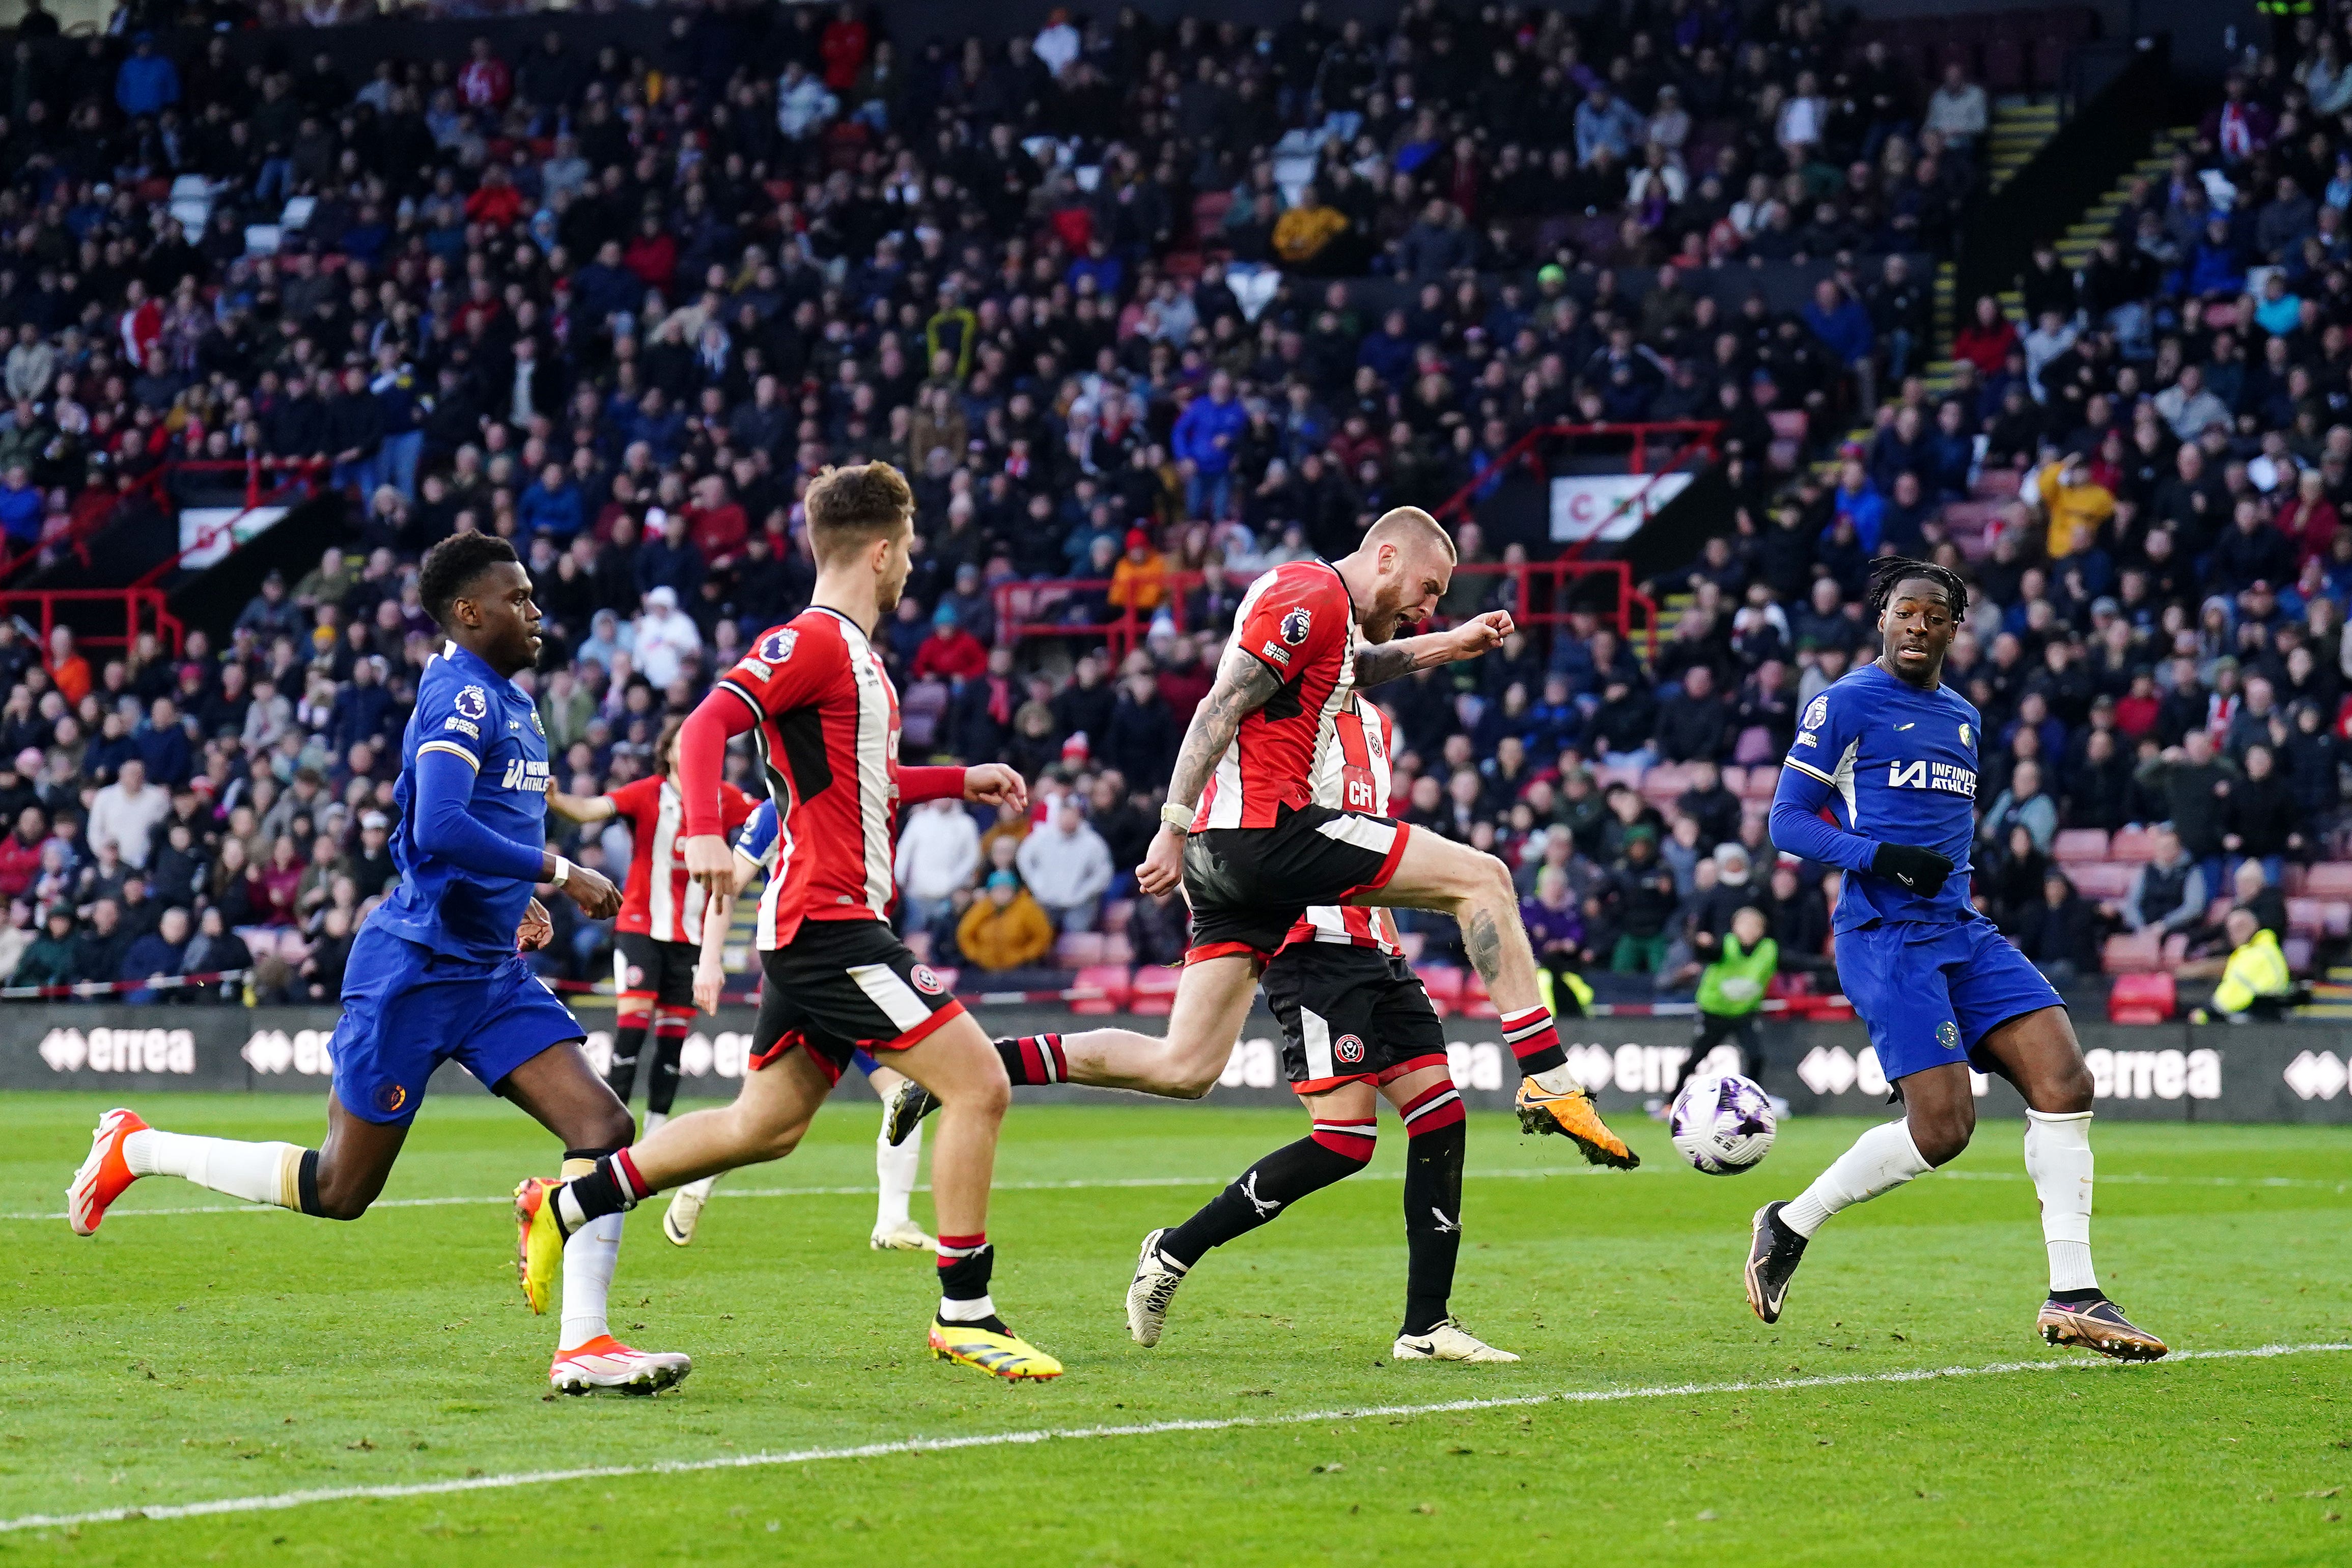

{"left": 1160, "top": 801, "right": 1195, "bottom": 833}
{"left": 550, "top": 857, "right": 573, "bottom": 887}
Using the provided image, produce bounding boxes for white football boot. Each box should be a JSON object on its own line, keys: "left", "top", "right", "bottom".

{"left": 1392, "top": 1319, "right": 1520, "bottom": 1363}
{"left": 1124, "top": 1227, "right": 1189, "bottom": 1347}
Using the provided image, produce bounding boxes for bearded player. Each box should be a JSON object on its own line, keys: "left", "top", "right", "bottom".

{"left": 512, "top": 462, "right": 1060, "bottom": 1380}
{"left": 548, "top": 717, "right": 760, "bottom": 1137}
{"left": 895, "top": 507, "right": 1636, "bottom": 1172}
{"left": 1745, "top": 556, "right": 2166, "bottom": 1361}
{"left": 1125, "top": 692, "right": 1515, "bottom": 1363}
{"left": 68, "top": 534, "right": 691, "bottom": 1395}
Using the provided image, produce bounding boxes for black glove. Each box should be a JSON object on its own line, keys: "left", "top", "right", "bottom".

{"left": 1871, "top": 842, "right": 1953, "bottom": 898}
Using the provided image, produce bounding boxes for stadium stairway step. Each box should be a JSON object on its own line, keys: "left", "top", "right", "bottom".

{"left": 1986, "top": 101, "right": 2060, "bottom": 192}
{"left": 2054, "top": 126, "right": 2195, "bottom": 265}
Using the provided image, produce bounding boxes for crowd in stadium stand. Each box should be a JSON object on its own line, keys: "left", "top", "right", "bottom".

{"left": 0, "top": 0, "right": 2339, "bottom": 1010}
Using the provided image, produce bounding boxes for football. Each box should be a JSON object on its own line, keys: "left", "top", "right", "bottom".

{"left": 1670, "top": 1072, "right": 1778, "bottom": 1175}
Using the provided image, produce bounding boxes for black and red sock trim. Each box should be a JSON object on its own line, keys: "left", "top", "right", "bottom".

{"left": 1398, "top": 1081, "right": 1467, "bottom": 1136}
{"left": 1308, "top": 1116, "right": 1378, "bottom": 1163}
{"left": 995, "top": 1033, "right": 1068, "bottom": 1087}
{"left": 1499, "top": 1006, "right": 1567, "bottom": 1076}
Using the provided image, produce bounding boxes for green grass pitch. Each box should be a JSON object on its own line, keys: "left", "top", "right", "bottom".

{"left": 1, "top": 1089, "right": 2347, "bottom": 1565}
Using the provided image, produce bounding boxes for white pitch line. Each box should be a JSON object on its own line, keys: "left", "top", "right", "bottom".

{"left": 4, "top": 1341, "right": 2344, "bottom": 1536}
{"left": 7, "top": 1162, "right": 2345, "bottom": 1223}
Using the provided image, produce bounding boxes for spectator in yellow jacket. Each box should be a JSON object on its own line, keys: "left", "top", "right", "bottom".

{"left": 956, "top": 870, "right": 1056, "bottom": 972}
{"left": 2023, "top": 453, "right": 2115, "bottom": 560}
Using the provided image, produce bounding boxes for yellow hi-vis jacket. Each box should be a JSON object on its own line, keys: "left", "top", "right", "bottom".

{"left": 2211, "top": 927, "right": 2293, "bottom": 1017}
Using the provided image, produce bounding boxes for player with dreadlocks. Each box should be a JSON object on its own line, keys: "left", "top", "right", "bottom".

{"left": 1742, "top": 556, "right": 2168, "bottom": 1361}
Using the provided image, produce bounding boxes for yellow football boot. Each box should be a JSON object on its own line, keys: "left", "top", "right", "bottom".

{"left": 928, "top": 1320, "right": 1064, "bottom": 1380}
{"left": 1515, "top": 1077, "right": 1640, "bottom": 1168}
{"left": 513, "top": 1176, "right": 565, "bottom": 1315}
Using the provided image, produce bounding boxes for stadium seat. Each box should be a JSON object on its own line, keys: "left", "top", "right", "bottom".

{"left": 2106, "top": 971, "right": 2175, "bottom": 1024}
{"left": 1071, "top": 965, "right": 1133, "bottom": 1015}
{"left": 1418, "top": 965, "right": 1465, "bottom": 1016}
{"left": 2107, "top": 827, "right": 2159, "bottom": 863}
{"left": 2301, "top": 862, "right": 2352, "bottom": 897}
{"left": 1102, "top": 899, "right": 1133, "bottom": 933}
{"left": 1129, "top": 965, "right": 1181, "bottom": 1016}
{"left": 1103, "top": 932, "right": 1134, "bottom": 964}
{"left": 2066, "top": 862, "right": 2134, "bottom": 899}
{"left": 2101, "top": 932, "right": 2162, "bottom": 974}
{"left": 1055, "top": 931, "right": 1106, "bottom": 967}
{"left": 2052, "top": 830, "right": 2109, "bottom": 863}
{"left": 2161, "top": 933, "right": 2190, "bottom": 967}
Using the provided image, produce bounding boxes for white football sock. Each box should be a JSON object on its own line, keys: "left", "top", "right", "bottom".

{"left": 556, "top": 1156, "right": 622, "bottom": 1351}
{"left": 2024, "top": 1109, "right": 2098, "bottom": 1293}
{"left": 1780, "top": 1119, "right": 1932, "bottom": 1238}
{"left": 875, "top": 1122, "right": 920, "bottom": 1232}
{"left": 937, "top": 1293, "right": 996, "bottom": 1323}
{"left": 124, "top": 1129, "right": 305, "bottom": 1209}
{"left": 643, "top": 1110, "right": 668, "bottom": 1135}
{"left": 1528, "top": 1065, "right": 1580, "bottom": 1095}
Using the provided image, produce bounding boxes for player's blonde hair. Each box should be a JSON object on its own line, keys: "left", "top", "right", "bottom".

{"left": 1362, "top": 506, "right": 1458, "bottom": 563}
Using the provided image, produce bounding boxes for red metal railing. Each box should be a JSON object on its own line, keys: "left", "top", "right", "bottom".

{"left": 1432, "top": 419, "right": 1720, "bottom": 562}
{"left": 992, "top": 558, "right": 1658, "bottom": 664}
{"left": 129, "top": 458, "right": 329, "bottom": 591}
{"left": 0, "top": 587, "right": 183, "bottom": 658}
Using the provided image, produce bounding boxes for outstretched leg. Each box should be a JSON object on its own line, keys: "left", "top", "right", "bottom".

{"left": 1977, "top": 1007, "right": 2166, "bottom": 1360}
{"left": 70, "top": 1092, "right": 408, "bottom": 1235}
{"left": 1126, "top": 1080, "right": 1380, "bottom": 1347}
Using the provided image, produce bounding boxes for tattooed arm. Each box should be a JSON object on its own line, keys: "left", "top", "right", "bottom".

{"left": 1353, "top": 610, "right": 1515, "bottom": 689}
{"left": 1133, "top": 643, "right": 1284, "bottom": 897}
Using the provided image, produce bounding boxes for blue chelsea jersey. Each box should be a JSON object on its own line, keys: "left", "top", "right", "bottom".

{"left": 1785, "top": 662, "right": 1981, "bottom": 933}
{"left": 373, "top": 641, "right": 552, "bottom": 964}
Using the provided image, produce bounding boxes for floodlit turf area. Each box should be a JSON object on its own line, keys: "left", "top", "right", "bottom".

{"left": 1, "top": 1090, "right": 2346, "bottom": 1565}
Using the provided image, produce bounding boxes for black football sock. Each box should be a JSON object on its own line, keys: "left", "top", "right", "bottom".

{"left": 295, "top": 1147, "right": 324, "bottom": 1218}
{"left": 995, "top": 1034, "right": 1068, "bottom": 1087}
{"left": 936, "top": 1235, "right": 1008, "bottom": 1334}
{"left": 1397, "top": 1082, "right": 1468, "bottom": 1337}
{"left": 605, "top": 1017, "right": 649, "bottom": 1102}
{"left": 646, "top": 1010, "right": 691, "bottom": 1117}
{"left": 1157, "top": 1124, "right": 1374, "bottom": 1268}
{"left": 551, "top": 1149, "right": 651, "bottom": 1239}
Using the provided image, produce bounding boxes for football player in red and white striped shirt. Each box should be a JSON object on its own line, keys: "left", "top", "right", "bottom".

{"left": 549, "top": 718, "right": 759, "bottom": 1135}
{"left": 514, "top": 463, "right": 1060, "bottom": 1381}
{"left": 976, "top": 507, "right": 1636, "bottom": 1169}
{"left": 1123, "top": 695, "right": 1515, "bottom": 1363}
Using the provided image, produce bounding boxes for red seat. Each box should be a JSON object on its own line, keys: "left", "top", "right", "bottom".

{"left": 1459, "top": 969, "right": 1500, "bottom": 1020}
{"left": 1054, "top": 931, "right": 1106, "bottom": 967}
{"left": 2107, "top": 971, "right": 2175, "bottom": 1024}
{"left": 2287, "top": 898, "right": 2327, "bottom": 937}
{"left": 2300, "top": 862, "right": 2352, "bottom": 897}
{"left": 2066, "top": 862, "right": 2133, "bottom": 899}
{"left": 2052, "top": 830, "right": 2109, "bottom": 864}
{"left": 1071, "top": 964, "right": 1132, "bottom": 1016}
{"left": 1418, "top": 965, "right": 1465, "bottom": 1017}
{"left": 2108, "top": 828, "right": 2159, "bottom": 864}
{"left": 1128, "top": 965, "right": 1181, "bottom": 1016}
{"left": 2102, "top": 932, "right": 2161, "bottom": 974}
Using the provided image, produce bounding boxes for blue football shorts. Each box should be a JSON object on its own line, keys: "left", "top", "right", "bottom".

{"left": 331, "top": 925, "right": 586, "bottom": 1125}
{"left": 1834, "top": 915, "right": 2065, "bottom": 1083}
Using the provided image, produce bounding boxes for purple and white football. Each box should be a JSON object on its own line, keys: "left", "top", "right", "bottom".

{"left": 1669, "top": 1072, "right": 1777, "bottom": 1175}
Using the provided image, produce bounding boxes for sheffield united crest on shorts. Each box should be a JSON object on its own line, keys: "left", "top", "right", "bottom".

{"left": 1280, "top": 606, "right": 1312, "bottom": 645}
{"left": 1333, "top": 1033, "right": 1366, "bottom": 1064}
{"left": 910, "top": 965, "right": 945, "bottom": 995}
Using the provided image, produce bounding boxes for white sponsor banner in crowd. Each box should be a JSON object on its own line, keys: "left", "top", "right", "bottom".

{"left": 1549, "top": 473, "right": 1692, "bottom": 543}
{"left": 177, "top": 506, "right": 289, "bottom": 571}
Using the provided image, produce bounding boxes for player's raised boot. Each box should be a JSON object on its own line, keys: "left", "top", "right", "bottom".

{"left": 2036, "top": 1296, "right": 2169, "bottom": 1362}
{"left": 1392, "top": 1319, "right": 1520, "bottom": 1363}
{"left": 1125, "top": 1226, "right": 1189, "bottom": 1347}
{"left": 513, "top": 1177, "right": 565, "bottom": 1314}
{"left": 662, "top": 1178, "right": 714, "bottom": 1247}
{"left": 1515, "top": 1077, "right": 1640, "bottom": 1168}
{"left": 927, "top": 1320, "right": 1062, "bottom": 1380}
{"left": 1743, "top": 1200, "right": 1808, "bottom": 1325}
{"left": 882, "top": 1076, "right": 938, "bottom": 1147}
{"left": 66, "top": 1107, "right": 149, "bottom": 1237}
{"left": 549, "top": 1335, "right": 694, "bottom": 1395}
{"left": 871, "top": 1220, "right": 936, "bottom": 1251}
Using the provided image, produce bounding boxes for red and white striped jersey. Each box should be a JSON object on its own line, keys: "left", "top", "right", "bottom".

{"left": 608, "top": 776, "right": 759, "bottom": 944}
{"left": 1286, "top": 698, "right": 1404, "bottom": 956}
{"left": 1192, "top": 558, "right": 1359, "bottom": 831}
{"left": 714, "top": 607, "right": 904, "bottom": 950}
